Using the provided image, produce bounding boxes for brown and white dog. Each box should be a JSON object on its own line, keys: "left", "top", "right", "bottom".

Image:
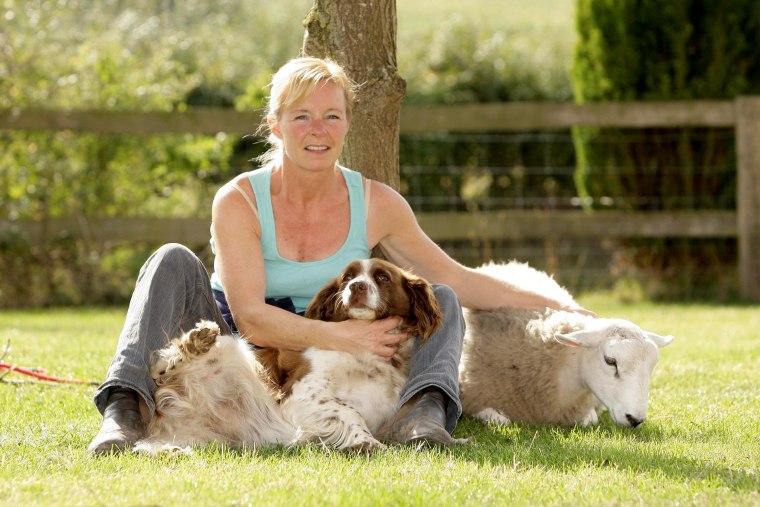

{"left": 134, "top": 258, "right": 442, "bottom": 454}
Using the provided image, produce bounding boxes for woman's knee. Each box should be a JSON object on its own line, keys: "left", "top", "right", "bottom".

{"left": 432, "top": 284, "right": 461, "bottom": 313}
{"left": 432, "top": 284, "right": 465, "bottom": 331}
{"left": 139, "top": 243, "right": 203, "bottom": 281}
{"left": 149, "top": 243, "right": 200, "bottom": 270}
{"left": 154, "top": 243, "right": 197, "bottom": 262}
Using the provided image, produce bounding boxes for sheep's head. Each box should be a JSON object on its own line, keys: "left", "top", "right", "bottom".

{"left": 555, "top": 319, "right": 673, "bottom": 428}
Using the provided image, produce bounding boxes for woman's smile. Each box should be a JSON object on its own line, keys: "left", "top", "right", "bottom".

{"left": 275, "top": 80, "right": 350, "bottom": 172}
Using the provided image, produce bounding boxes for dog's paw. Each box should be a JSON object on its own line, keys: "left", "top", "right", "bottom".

{"left": 150, "top": 344, "right": 182, "bottom": 382}
{"left": 183, "top": 320, "right": 220, "bottom": 356}
{"left": 149, "top": 321, "right": 219, "bottom": 382}
{"left": 345, "top": 436, "right": 385, "bottom": 454}
{"left": 133, "top": 441, "right": 192, "bottom": 456}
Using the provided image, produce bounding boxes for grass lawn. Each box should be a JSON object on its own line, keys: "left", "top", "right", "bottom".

{"left": 1, "top": 296, "right": 758, "bottom": 506}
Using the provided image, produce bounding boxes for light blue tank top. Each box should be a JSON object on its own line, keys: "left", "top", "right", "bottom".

{"left": 210, "top": 165, "right": 371, "bottom": 314}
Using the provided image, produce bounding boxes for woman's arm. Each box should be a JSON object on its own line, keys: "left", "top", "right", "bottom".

{"left": 367, "top": 181, "right": 594, "bottom": 315}
{"left": 211, "top": 180, "right": 406, "bottom": 358}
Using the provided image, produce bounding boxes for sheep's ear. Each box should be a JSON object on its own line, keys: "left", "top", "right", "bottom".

{"left": 554, "top": 329, "right": 603, "bottom": 348}
{"left": 646, "top": 332, "right": 674, "bottom": 348}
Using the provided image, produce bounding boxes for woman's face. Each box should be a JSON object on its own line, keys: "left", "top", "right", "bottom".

{"left": 272, "top": 80, "right": 350, "bottom": 173}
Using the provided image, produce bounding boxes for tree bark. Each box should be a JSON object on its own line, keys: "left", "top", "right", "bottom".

{"left": 302, "top": 0, "right": 406, "bottom": 189}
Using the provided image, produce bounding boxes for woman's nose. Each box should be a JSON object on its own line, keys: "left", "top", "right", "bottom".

{"left": 310, "top": 119, "right": 326, "bottom": 135}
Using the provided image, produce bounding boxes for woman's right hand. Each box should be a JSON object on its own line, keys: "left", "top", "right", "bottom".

{"left": 332, "top": 317, "right": 409, "bottom": 360}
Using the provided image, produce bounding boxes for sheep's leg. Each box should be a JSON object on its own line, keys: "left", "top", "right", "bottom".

{"left": 580, "top": 407, "right": 600, "bottom": 426}
{"left": 473, "top": 408, "right": 511, "bottom": 425}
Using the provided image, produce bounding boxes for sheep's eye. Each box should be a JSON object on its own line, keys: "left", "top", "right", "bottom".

{"left": 375, "top": 272, "right": 390, "bottom": 283}
{"left": 604, "top": 355, "right": 617, "bottom": 367}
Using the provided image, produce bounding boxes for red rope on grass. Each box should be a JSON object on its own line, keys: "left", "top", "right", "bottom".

{"left": 0, "top": 361, "right": 98, "bottom": 385}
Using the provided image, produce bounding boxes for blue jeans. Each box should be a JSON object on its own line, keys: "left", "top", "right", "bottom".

{"left": 93, "top": 243, "right": 465, "bottom": 432}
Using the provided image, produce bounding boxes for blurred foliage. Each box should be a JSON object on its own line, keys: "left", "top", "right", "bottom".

{"left": 402, "top": 15, "right": 573, "bottom": 104}
{"left": 2, "top": 1, "right": 581, "bottom": 306}
{"left": 398, "top": 15, "right": 577, "bottom": 229}
{"left": 0, "top": 0, "right": 307, "bottom": 306}
{"left": 3, "top": 0, "right": 749, "bottom": 305}
{"left": 0, "top": 0, "right": 309, "bottom": 110}
{"left": 572, "top": 0, "right": 760, "bottom": 300}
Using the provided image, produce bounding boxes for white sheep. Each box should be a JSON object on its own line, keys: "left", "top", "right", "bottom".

{"left": 459, "top": 261, "right": 673, "bottom": 428}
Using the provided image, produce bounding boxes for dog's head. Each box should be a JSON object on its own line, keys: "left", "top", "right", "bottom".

{"left": 305, "top": 259, "right": 442, "bottom": 340}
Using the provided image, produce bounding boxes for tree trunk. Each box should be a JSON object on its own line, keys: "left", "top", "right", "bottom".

{"left": 302, "top": 0, "right": 406, "bottom": 189}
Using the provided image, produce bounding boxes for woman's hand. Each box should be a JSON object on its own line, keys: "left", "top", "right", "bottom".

{"left": 561, "top": 304, "right": 597, "bottom": 318}
{"left": 332, "top": 317, "right": 409, "bottom": 360}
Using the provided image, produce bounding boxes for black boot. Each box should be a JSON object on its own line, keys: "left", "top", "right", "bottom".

{"left": 88, "top": 388, "right": 146, "bottom": 455}
{"left": 387, "top": 388, "right": 466, "bottom": 447}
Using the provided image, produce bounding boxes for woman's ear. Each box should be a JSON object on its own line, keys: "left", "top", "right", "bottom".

{"left": 268, "top": 116, "right": 282, "bottom": 140}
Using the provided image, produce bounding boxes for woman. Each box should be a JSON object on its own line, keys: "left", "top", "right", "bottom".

{"left": 89, "top": 57, "right": 593, "bottom": 454}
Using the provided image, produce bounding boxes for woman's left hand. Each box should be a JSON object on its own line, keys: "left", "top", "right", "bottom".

{"left": 561, "top": 305, "right": 597, "bottom": 318}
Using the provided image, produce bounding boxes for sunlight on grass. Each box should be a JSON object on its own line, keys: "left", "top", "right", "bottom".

{"left": 1, "top": 301, "right": 758, "bottom": 505}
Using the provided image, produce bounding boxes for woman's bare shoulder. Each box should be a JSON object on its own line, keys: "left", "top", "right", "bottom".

{"left": 215, "top": 174, "right": 253, "bottom": 200}
{"left": 212, "top": 174, "right": 261, "bottom": 234}
{"left": 366, "top": 178, "right": 420, "bottom": 247}
{"left": 367, "top": 179, "right": 412, "bottom": 212}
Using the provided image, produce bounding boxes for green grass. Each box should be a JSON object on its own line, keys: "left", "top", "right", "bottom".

{"left": 1, "top": 299, "right": 758, "bottom": 506}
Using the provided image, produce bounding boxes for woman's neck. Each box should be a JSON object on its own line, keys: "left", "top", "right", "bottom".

{"left": 271, "top": 162, "right": 343, "bottom": 210}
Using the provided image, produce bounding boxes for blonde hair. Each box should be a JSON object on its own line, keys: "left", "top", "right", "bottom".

{"left": 256, "top": 57, "right": 357, "bottom": 167}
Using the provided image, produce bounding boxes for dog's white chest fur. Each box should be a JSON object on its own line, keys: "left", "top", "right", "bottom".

{"left": 283, "top": 349, "right": 406, "bottom": 441}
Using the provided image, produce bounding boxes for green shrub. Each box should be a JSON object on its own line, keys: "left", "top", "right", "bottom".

{"left": 571, "top": 0, "right": 760, "bottom": 299}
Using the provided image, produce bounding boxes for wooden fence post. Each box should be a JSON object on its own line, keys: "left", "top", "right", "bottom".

{"left": 736, "top": 96, "right": 760, "bottom": 301}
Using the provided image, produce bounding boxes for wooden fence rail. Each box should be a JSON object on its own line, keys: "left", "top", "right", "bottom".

{"left": 0, "top": 100, "right": 739, "bottom": 134}
{"left": 0, "top": 210, "right": 738, "bottom": 246}
{"left": 1, "top": 97, "right": 759, "bottom": 299}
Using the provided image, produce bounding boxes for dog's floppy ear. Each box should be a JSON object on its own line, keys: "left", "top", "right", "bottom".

{"left": 253, "top": 348, "right": 286, "bottom": 392}
{"left": 403, "top": 275, "right": 442, "bottom": 340}
{"left": 304, "top": 278, "right": 343, "bottom": 322}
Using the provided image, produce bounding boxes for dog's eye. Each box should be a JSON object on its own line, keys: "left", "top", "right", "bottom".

{"left": 342, "top": 271, "right": 354, "bottom": 282}
{"left": 375, "top": 272, "right": 389, "bottom": 283}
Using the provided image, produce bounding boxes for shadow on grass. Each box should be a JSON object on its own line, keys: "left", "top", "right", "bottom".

{"left": 145, "top": 411, "right": 757, "bottom": 494}
{"left": 450, "top": 415, "right": 757, "bottom": 492}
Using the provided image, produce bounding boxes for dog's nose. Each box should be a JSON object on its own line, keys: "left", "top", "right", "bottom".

{"left": 625, "top": 414, "right": 644, "bottom": 428}
{"left": 351, "top": 281, "right": 368, "bottom": 293}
